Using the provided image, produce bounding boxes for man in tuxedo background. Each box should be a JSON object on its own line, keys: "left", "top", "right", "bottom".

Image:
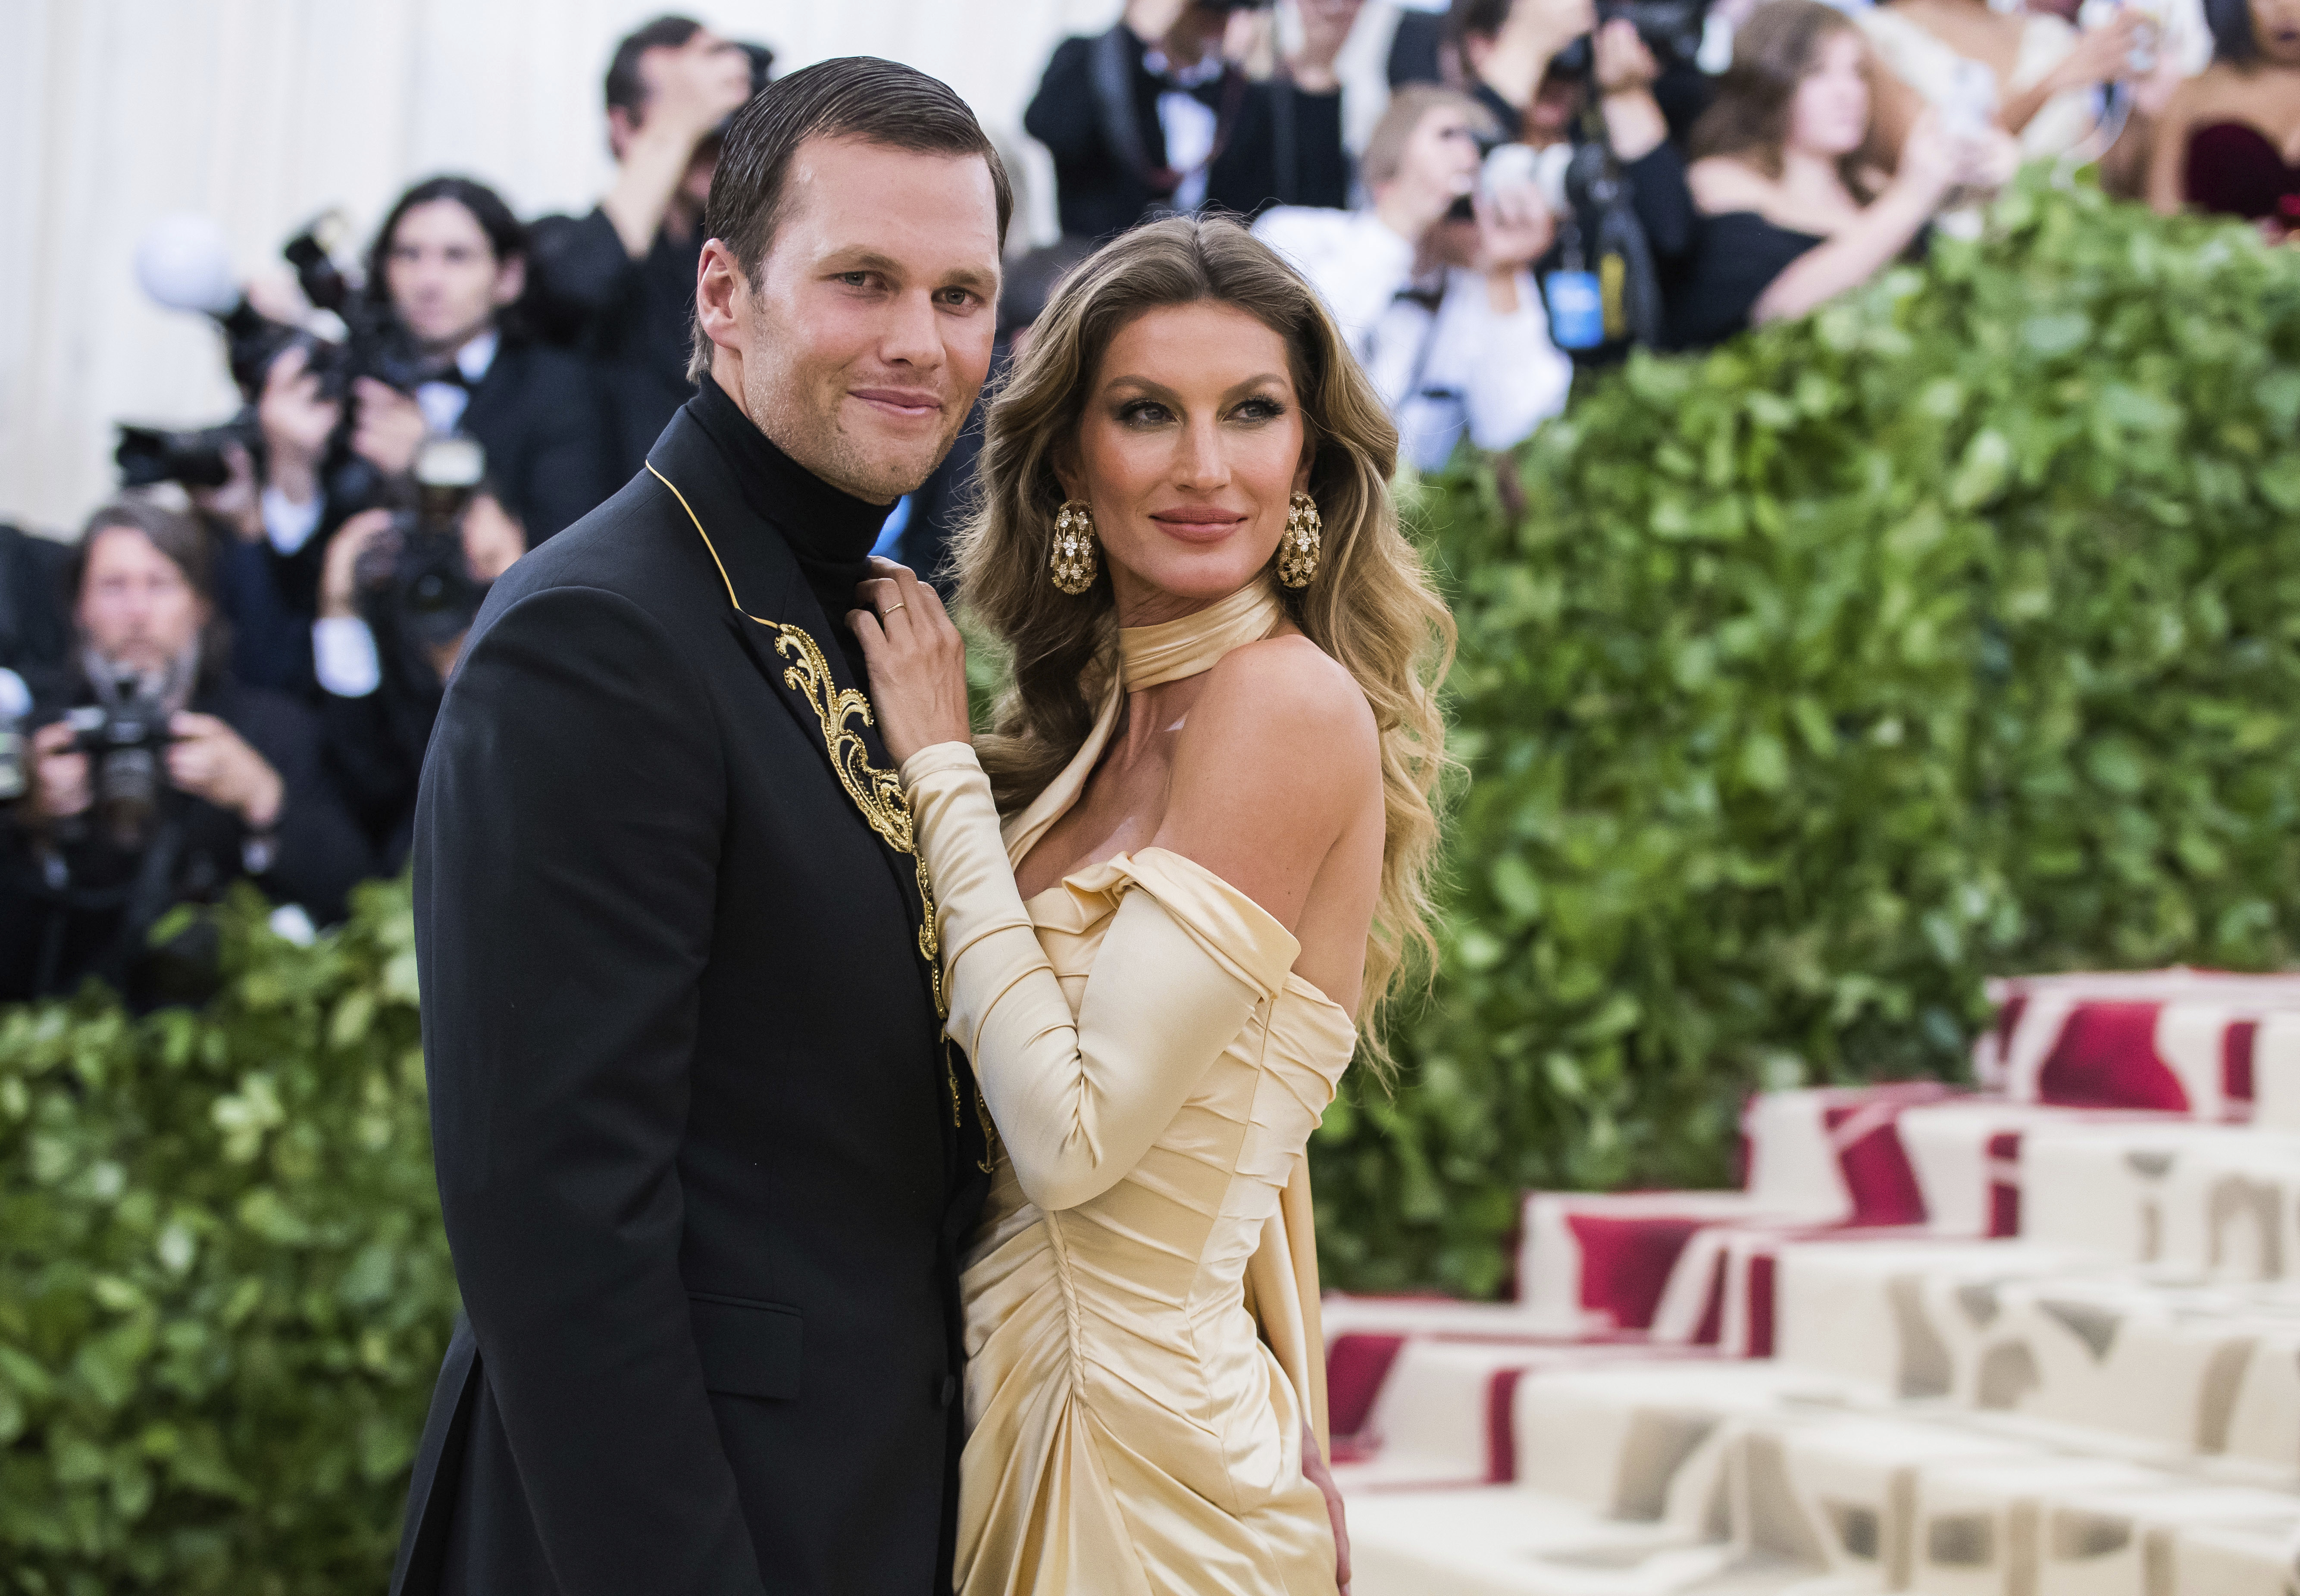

{"left": 526, "top": 16, "right": 762, "bottom": 481}
{"left": 391, "top": 56, "right": 1005, "bottom": 1596}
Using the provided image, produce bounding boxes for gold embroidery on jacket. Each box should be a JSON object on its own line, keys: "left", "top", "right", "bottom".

{"left": 645, "top": 462, "right": 996, "bottom": 1165}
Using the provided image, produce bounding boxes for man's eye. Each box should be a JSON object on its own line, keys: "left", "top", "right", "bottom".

{"left": 837, "top": 272, "right": 875, "bottom": 288}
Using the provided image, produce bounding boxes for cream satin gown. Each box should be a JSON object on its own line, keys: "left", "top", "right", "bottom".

{"left": 898, "top": 580, "right": 1351, "bottom": 1596}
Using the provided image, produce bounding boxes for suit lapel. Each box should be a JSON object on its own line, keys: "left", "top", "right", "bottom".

{"left": 645, "top": 413, "right": 976, "bottom": 1170}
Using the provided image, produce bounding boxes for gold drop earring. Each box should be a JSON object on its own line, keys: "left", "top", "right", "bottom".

{"left": 1050, "top": 501, "right": 1098, "bottom": 595}
{"left": 1275, "top": 491, "right": 1321, "bottom": 588}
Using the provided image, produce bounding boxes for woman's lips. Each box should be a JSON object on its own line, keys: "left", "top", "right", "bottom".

{"left": 1150, "top": 511, "right": 1246, "bottom": 544}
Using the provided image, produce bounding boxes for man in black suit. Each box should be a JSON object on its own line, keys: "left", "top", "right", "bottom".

{"left": 1025, "top": 0, "right": 1362, "bottom": 241}
{"left": 525, "top": 16, "right": 760, "bottom": 480}
{"left": 391, "top": 57, "right": 1007, "bottom": 1596}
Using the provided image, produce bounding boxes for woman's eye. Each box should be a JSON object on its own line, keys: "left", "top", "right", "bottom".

{"left": 1233, "top": 398, "right": 1284, "bottom": 422}
{"left": 1119, "top": 401, "right": 1170, "bottom": 425}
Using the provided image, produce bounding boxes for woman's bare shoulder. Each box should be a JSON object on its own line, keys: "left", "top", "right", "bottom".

{"left": 1195, "top": 635, "right": 1377, "bottom": 756}
{"left": 1688, "top": 156, "right": 1777, "bottom": 215}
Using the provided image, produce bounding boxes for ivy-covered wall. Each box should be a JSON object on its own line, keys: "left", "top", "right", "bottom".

{"left": 1310, "top": 180, "right": 2300, "bottom": 1297}
{"left": 1, "top": 180, "right": 2296, "bottom": 1582}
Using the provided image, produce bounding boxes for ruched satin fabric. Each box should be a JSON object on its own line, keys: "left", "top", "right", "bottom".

{"left": 897, "top": 581, "right": 1355, "bottom": 1595}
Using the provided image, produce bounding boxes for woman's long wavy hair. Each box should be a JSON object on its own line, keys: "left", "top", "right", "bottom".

{"left": 954, "top": 215, "right": 1455, "bottom": 1053}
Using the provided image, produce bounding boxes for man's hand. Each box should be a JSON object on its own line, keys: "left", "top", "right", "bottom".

{"left": 645, "top": 32, "right": 754, "bottom": 150}
{"left": 258, "top": 344, "right": 340, "bottom": 509}
{"left": 1591, "top": 19, "right": 1670, "bottom": 159}
{"left": 28, "top": 721, "right": 91, "bottom": 823}
{"left": 1288, "top": 0, "right": 1365, "bottom": 93}
{"left": 1303, "top": 1421, "right": 1352, "bottom": 1595}
{"left": 190, "top": 440, "right": 264, "bottom": 545}
{"left": 319, "top": 507, "right": 398, "bottom": 620}
{"left": 167, "top": 713, "right": 285, "bottom": 832}
{"left": 350, "top": 378, "right": 427, "bottom": 479}
{"left": 1474, "top": 186, "right": 1558, "bottom": 274}
{"left": 1591, "top": 16, "right": 1659, "bottom": 93}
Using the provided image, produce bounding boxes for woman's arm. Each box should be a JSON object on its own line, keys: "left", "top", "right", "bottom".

{"left": 2146, "top": 75, "right": 2201, "bottom": 214}
{"left": 1744, "top": 116, "right": 1961, "bottom": 325}
{"left": 857, "top": 564, "right": 1375, "bottom": 1212}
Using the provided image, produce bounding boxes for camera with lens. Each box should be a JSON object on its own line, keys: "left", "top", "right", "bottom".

{"left": 117, "top": 213, "right": 432, "bottom": 498}
{"left": 1552, "top": 0, "right": 1712, "bottom": 78}
{"left": 61, "top": 670, "right": 177, "bottom": 851}
{"left": 356, "top": 437, "right": 494, "bottom": 653}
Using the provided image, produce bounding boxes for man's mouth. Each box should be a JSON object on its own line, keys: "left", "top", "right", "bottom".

{"left": 850, "top": 388, "right": 943, "bottom": 421}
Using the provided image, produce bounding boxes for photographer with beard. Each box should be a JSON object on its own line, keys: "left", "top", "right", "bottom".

{"left": 1026, "top": 0, "right": 1362, "bottom": 240}
{"left": 1255, "top": 84, "right": 1573, "bottom": 465}
{"left": 526, "top": 16, "right": 760, "bottom": 478}
{"left": 312, "top": 485, "right": 527, "bottom": 873}
{"left": 1, "top": 502, "right": 371, "bottom": 1008}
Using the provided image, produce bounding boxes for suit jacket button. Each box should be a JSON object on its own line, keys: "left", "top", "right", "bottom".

{"left": 938, "top": 1374, "right": 958, "bottom": 1408}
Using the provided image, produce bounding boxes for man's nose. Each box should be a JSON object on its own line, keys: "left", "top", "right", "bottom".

{"left": 879, "top": 288, "right": 945, "bottom": 371}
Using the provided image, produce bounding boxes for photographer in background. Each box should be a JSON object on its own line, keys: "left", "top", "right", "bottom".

{"left": 0, "top": 503, "right": 370, "bottom": 1008}
{"left": 1256, "top": 84, "right": 1573, "bottom": 466}
{"left": 312, "top": 479, "right": 525, "bottom": 872}
{"left": 1454, "top": 0, "right": 1702, "bottom": 363}
{"left": 253, "top": 179, "right": 611, "bottom": 683}
{"left": 1025, "top": 0, "right": 1363, "bottom": 241}
{"left": 526, "top": 16, "right": 759, "bottom": 479}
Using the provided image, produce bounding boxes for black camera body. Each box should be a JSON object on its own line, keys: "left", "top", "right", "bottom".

{"left": 64, "top": 682, "right": 175, "bottom": 851}
{"left": 1553, "top": 0, "right": 1712, "bottom": 77}
{"left": 116, "top": 216, "right": 432, "bottom": 497}
{"left": 354, "top": 437, "right": 494, "bottom": 654}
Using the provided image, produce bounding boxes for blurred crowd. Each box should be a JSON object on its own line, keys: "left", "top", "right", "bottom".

{"left": 0, "top": 0, "right": 2291, "bottom": 1007}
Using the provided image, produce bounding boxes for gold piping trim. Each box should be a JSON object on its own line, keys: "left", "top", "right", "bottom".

{"left": 646, "top": 458, "right": 996, "bottom": 1167}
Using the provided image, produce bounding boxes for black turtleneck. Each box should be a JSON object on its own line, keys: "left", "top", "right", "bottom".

{"left": 685, "top": 376, "right": 894, "bottom": 685}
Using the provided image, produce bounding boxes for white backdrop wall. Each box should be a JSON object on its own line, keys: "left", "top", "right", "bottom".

{"left": 0, "top": 0, "right": 1143, "bottom": 536}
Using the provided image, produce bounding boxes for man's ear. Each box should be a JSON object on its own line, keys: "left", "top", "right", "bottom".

{"left": 493, "top": 256, "right": 527, "bottom": 309}
{"left": 607, "top": 106, "right": 638, "bottom": 163}
{"left": 695, "top": 240, "right": 749, "bottom": 365}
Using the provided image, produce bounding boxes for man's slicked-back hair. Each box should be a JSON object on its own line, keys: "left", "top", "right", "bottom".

{"left": 686, "top": 56, "right": 1013, "bottom": 382}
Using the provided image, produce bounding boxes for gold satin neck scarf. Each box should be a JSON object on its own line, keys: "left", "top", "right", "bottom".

{"left": 1117, "top": 578, "right": 1286, "bottom": 692}
{"left": 1001, "top": 578, "right": 1287, "bottom": 867}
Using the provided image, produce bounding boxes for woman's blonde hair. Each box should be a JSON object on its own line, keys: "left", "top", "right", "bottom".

{"left": 953, "top": 215, "right": 1455, "bottom": 1050}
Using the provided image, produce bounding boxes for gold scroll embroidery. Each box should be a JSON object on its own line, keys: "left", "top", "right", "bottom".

{"left": 766, "top": 622, "right": 945, "bottom": 1023}
{"left": 645, "top": 462, "right": 995, "bottom": 1167}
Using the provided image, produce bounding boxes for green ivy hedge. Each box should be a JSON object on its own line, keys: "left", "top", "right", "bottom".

{"left": 0, "top": 880, "right": 453, "bottom": 1593}
{"left": 3, "top": 179, "right": 2297, "bottom": 1582}
{"left": 1308, "top": 178, "right": 2300, "bottom": 1296}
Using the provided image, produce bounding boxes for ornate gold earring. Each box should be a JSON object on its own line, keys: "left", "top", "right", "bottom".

{"left": 1276, "top": 490, "right": 1322, "bottom": 588}
{"left": 1050, "top": 500, "right": 1098, "bottom": 595}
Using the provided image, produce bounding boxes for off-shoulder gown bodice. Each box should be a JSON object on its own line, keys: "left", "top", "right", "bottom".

{"left": 898, "top": 581, "right": 1355, "bottom": 1595}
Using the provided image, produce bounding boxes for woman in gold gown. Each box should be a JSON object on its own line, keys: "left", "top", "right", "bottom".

{"left": 852, "top": 216, "right": 1453, "bottom": 1596}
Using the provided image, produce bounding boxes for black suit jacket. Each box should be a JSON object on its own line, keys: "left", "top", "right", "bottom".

{"left": 1025, "top": 25, "right": 1351, "bottom": 241}
{"left": 393, "top": 402, "right": 986, "bottom": 1596}
{"left": 459, "top": 337, "right": 617, "bottom": 545}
